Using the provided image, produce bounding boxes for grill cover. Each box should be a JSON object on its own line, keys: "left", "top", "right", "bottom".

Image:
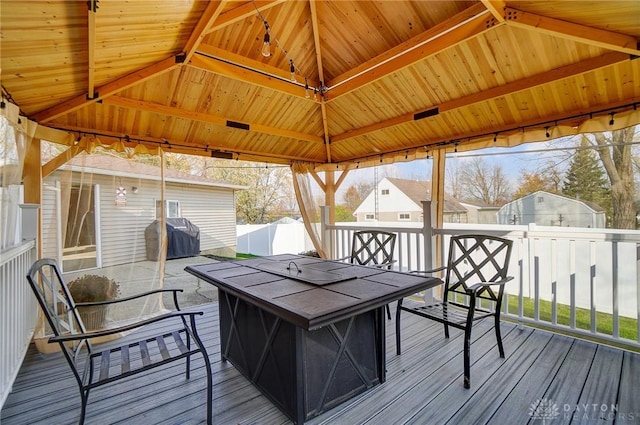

{"left": 145, "top": 218, "right": 200, "bottom": 261}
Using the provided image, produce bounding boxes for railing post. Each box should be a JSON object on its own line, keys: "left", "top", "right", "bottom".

{"left": 19, "top": 204, "right": 40, "bottom": 243}
{"left": 421, "top": 200, "right": 437, "bottom": 303}
{"left": 320, "top": 206, "right": 332, "bottom": 258}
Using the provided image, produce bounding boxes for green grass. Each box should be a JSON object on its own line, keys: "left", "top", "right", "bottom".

{"left": 503, "top": 295, "right": 639, "bottom": 351}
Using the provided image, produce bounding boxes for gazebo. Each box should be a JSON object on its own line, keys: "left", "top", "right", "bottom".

{"left": 2, "top": 0, "right": 639, "bottom": 234}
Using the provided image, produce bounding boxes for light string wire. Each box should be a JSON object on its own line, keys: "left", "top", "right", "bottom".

{"left": 251, "top": 0, "right": 319, "bottom": 98}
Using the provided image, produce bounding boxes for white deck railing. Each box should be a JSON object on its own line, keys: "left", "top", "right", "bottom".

{"left": 321, "top": 204, "right": 640, "bottom": 350}
{"left": 0, "top": 240, "right": 38, "bottom": 408}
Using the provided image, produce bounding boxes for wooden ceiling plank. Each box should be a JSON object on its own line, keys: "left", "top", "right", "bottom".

{"left": 480, "top": 0, "right": 506, "bottom": 23}
{"left": 197, "top": 43, "right": 319, "bottom": 88}
{"left": 207, "top": 0, "right": 287, "bottom": 33}
{"left": 331, "top": 51, "right": 630, "bottom": 143}
{"left": 189, "top": 53, "right": 310, "bottom": 101}
{"left": 325, "top": 3, "right": 493, "bottom": 101}
{"left": 102, "top": 96, "right": 323, "bottom": 144}
{"left": 503, "top": 7, "right": 640, "bottom": 56}
{"left": 183, "top": 1, "right": 227, "bottom": 61}
{"left": 336, "top": 94, "right": 640, "bottom": 165}
{"left": 33, "top": 56, "right": 181, "bottom": 123}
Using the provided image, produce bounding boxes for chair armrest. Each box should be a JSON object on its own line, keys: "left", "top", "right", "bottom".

{"left": 48, "top": 311, "right": 204, "bottom": 343}
{"left": 467, "top": 276, "right": 514, "bottom": 292}
{"left": 75, "top": 289, "right": 184, "bottom": 308}
{"left": 410, "top": 265, "right": 447, "bottom": 275}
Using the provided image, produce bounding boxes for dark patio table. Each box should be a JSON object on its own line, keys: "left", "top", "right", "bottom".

{"left": 185, "top": 253, "right": 441, "bottom": 424}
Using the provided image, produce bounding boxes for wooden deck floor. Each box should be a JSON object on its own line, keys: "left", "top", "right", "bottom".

{"left": 2, "top": 302, "right": 639, "bottom": 425}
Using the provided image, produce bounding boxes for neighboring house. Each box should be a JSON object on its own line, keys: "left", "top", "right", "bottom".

{"left": 459, "top": 201, "right": 499, "bottom": 224}
{"left": 497, "top": 191, "right": 606, "bottom": 228}
{"left": 353, "top": 177, "right": 468, "bottom": 223}
{"left": 41, "top": 155, "right": 245, "bottom": 271}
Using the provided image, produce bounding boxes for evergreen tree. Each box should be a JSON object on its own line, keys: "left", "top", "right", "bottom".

{"left": 562, "top": 140, "right": 611, "bottom": 218}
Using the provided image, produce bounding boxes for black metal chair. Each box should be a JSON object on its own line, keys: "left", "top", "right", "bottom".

{"left": 26, "top": 258, "right": 213, "bottom": 424}
{"left": 395, "top": 234, "right": 513, "bottom": 388}
{"left": 340, "top": 230, "right": 397, "bottom": 319}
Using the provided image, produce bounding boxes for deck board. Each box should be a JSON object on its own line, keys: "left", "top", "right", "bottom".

{"left": 2, "top": 302, "right": 638, "bottom": 425}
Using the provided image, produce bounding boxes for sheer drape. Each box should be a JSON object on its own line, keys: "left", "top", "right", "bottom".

{"left": 40, "top": 146, "right": 171, "bottom": 334}
{"left": 291, "top": 162, "right": 326, "bottom": 258}
{"left": 1, "top": 104, "right": 35, "bottom": 250}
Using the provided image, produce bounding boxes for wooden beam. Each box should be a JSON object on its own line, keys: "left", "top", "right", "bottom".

{"left": 325, "top": 3, "right": 493, "bottom": 101}
{"left": 206, "top": 0, "right": 287, "bottom": 33}
{"left": 44, "top": 123, "right": 317, "bottom": 164}
{"left": 42, "top": 144, "right": 84, "bottom": 178}
{"left": 87, "top": 0, "right": 97, "bottom": 98}
{"left": 102, "top": 95, "right": 323, "bottom": 144}
{"left": 309, "top": 0, "right": 332, "bottom": 163}
{"left": 183, "top": 1, "right": 227, "bottom": 61}
{"left": 331, "top": 51, "right": 630, "bottom": 143}
{"left": 189, "top": 53, "right": 311, "bottom": 101}
{"left": 503, "top": 7, "right": 640, "bottom": 56}
{"left": 33, "top": 56, "right": 181, "bottom": 123}
{"left": 309, "top": 169, "right": 326, "bottom": 192}
{"left": 480, "top": 0, "right": 506, "bottom": 23}
{"left": 196, "top": 44, "right": 319, "bottom": 89}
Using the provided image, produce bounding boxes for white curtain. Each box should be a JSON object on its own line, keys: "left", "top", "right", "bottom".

{"left": 291, "top": 162, "right": 327, "bottom": 258}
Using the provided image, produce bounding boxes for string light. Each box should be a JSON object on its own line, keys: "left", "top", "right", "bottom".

{"left": 252, "top": 0, "right": 316, "bottom": 98}
{"left": 261, "top": 22, "right": 271, "bottom": 57}
{"left": 609, "top": 113, "right": 615, "bottom": 126}
{"left": 545, "top": 126, "right": 550, "bottom": 138}
{"left": 289, "top": 59, "right": 297, "bottom": 82}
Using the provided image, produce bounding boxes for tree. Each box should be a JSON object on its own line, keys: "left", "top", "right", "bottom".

{"left": 343, "top": 182, "right": 374, "bottom": 212}
{"left": 513, "top": 171, "right": 558, "bottom": 199}
{"left": 457, "top": 158, "right": 511, "bottom": 205}
{"left": 586, "top": 127, "right": 637, "bottom": 229}
{"left": 203, "top": 159, "right": 293, "bottom": 224}
{"left": 562, "top": 139, "right": 611, "bottom": 216}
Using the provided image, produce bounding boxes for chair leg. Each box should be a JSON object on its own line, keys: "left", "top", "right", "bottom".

{"left": 186, "top": 332, "right": 192, "bottom": 379}
{"left": 385, "top": 303, "right": 391, "bottom": 320}
{"left": 395, "top": 299, "right": 403, "bottom": 355}
{"left": 79, "top": 388, "right": 89, "bottom": 425}
{"left": 463, "top": 324, "right": 472, "bottom": 389}
{"left": 202, "top": 350, "right": 213, "bottom": 425}
{"left": 495, "top": 314, "right": 505, "bottom": 358}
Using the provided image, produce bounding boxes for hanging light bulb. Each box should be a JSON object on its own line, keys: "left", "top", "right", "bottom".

{"left": 304, "top": 78, "right": 310, "bottom": 99}
{"left": 261, "top": 22, "right": 271, "bottom": 57}
{"left": 289, "top": 59, "right": 296, "bottom": 83}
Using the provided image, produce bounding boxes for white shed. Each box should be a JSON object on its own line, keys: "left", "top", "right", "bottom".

{"left": 497, "top": 191, "right": 606, "bottom": 228}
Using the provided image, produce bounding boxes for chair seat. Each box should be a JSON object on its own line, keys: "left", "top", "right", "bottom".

{"left": 401, "top": 300, "right": 496, "bottom": 328}
{"left": 88, "top": 329, "right": 197, "bottom": 387}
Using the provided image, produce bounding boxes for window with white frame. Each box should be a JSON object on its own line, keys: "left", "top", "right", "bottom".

{"left": 156, "top": 200, "right": 181, "bottom": 219}
{"left": 365, "top": 213, "right": 375, "bottom": 221}
{"left": 381, "top": 189, "right": 390, "bottom": 195}
{"left": 398, "top": 213, "right": 410, "bottom": 220}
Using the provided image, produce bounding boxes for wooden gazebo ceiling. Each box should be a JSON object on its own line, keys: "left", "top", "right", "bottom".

{"left": 2, "top": 1, "right": 639, "bottom": 169}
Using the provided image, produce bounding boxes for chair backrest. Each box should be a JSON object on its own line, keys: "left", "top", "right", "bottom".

{"left": 26, "top": 259, "right": 92, "bottom": 373}
{"left": 443, "top": 234, "right": 513, "bottom": 303}
{"left": 350, "top": 231, "right": 397, "bottom": 268}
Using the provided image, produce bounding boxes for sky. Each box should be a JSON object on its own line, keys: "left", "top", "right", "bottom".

{"left": 332, "top": 138, "right": 577, "bottom": 200}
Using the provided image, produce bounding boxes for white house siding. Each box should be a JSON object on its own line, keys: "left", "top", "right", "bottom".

{"left": 354, "top": 180, "right": 422, "bottom": 222}
{"left": 165, "top": 183, "right": 237, "bottom": 256}
{"left": 41, "top": 181, "right": 60, "bottom": 261}
{"left": 42, "top": 172, "right": 238, "bottom": 268}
